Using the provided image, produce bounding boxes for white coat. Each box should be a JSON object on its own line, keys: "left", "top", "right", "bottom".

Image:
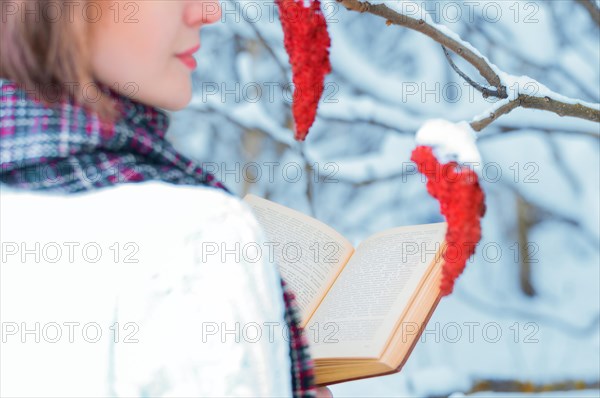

{"left": 0, "top": 181, "right": 293, "bottom": 397}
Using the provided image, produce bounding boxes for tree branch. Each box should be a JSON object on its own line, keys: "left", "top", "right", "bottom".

{"left": 478, "top": 125, "right": 600, "bottom": 141}
{"left": 336, "top": 0, "right": 507, "bottom": 98}
{"left": 467, "top": 379, "right": 600, "bottom": 395}
{"left": 462, "top": 19, "right": 598, "bottom": 102}
{"left": 335, "top": 0, "right": 600, "bottom": 132}
{"left": 576, "top": 0, "right": 600, "bottom": 27}
{"left": 442, "top": 45, "right": 505, "bottom": 99}
{"left": 471, "top": 94, "right": 600, "bottom": 131}
{"left": 231, "top": 0, "right": 289, "bottom": 80}
{"left": 317, "top": 115, "right": 415, "bottom": 135}
{"left": 470, "top": 99, "right": 520, "bottom": 131}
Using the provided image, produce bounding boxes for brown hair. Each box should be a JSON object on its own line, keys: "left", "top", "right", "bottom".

{"left": 0, "top": 0, "right": 119, "bottom": 124}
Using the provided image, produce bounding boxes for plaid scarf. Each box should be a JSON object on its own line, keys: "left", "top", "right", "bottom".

{"left": 0, "top": 78, "right": 316, "bottom": 397}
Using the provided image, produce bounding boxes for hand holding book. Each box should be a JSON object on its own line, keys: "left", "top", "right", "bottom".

{"left": 243, "top": 194, "right": 447, "bottom": 386}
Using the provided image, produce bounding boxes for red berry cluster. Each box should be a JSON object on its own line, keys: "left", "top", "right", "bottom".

{"left": 276, "top": 0, "right": 332, "bottom": 141}
{"left": 411, "top": 145, "right": 487, "bottom": 296}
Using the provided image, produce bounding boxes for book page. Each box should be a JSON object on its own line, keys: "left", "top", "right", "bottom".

{"left": 307, "top": 222, "right": 446, "bottom": 359}
{"left": 242, "top": 194, "right": 355, "bottom": 325}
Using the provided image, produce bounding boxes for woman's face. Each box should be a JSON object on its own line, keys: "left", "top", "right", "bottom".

{"left": 90, "top": 0, "right": 221, "bottom": 111}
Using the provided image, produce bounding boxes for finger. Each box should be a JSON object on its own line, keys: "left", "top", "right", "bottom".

{"left": 316, "top": 386, "right": 333, "bottom": 398}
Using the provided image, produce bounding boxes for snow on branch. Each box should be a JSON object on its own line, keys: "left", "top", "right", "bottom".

{"left": 471, "top": 73, "right": 600, "bottom": 131}
{"left": 335, "top": 0, "right": 600, "bottom": 131}
{"left": 415, "top": 119, "right": 481, "bottom": 166}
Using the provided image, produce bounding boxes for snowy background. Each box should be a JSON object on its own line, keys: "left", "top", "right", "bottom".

{"left": 166, "top": 0, "right": 599, "bottom": 396}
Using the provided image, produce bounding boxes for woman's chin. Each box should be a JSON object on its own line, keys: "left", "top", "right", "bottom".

{"left": 150, "top": 84, "right": 193, "bottom": 112}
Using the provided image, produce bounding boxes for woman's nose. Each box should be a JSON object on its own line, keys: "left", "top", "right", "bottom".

{"left": 184, "top": 0, "right": 222, "bottom": 27}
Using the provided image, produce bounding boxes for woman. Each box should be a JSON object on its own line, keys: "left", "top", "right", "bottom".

{"left": 0, "top": 1, "right": 331, "bottom": 396}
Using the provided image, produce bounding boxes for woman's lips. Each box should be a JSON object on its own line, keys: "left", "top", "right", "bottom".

{"left": 177, "top": 54, "right": 198, "bottom": 70}
{"left": 176, "top": 44, "right": 200, "bottom": 70}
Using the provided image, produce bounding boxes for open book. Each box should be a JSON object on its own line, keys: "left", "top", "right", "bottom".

{"left": 242, "top": 194, "right": 447, "bottom": 386}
